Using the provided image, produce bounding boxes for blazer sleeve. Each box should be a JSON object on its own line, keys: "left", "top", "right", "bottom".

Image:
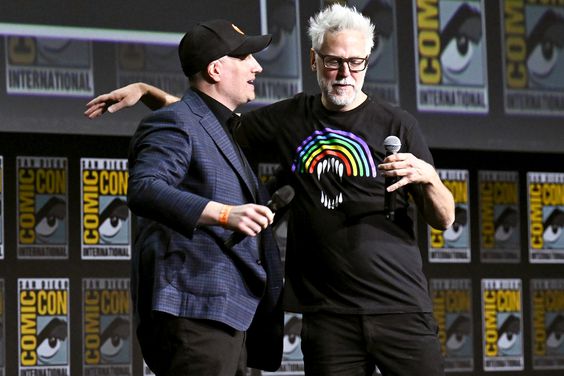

{"left": 127, "top": 108, "right": 210, "bottom": 238}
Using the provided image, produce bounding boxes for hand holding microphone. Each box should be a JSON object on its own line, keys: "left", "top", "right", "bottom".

{"left": 380, "top": 136, "right": 445, "bottom": 221}
{"left": 224, "top": 185, "right": 295, "bottom": 248}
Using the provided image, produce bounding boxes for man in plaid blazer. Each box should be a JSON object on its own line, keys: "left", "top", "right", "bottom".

{"left": 126, "top": 20, "right": 284, "bottom": 376}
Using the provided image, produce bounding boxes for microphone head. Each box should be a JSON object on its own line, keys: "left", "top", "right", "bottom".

{"left": 383, "top": 135, "right": 401, "bottom": 154}
{"left": 268, "top": 185, "right": 295, "bottom": 212}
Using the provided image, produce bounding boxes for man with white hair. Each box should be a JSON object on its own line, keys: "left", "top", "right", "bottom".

{"left": 86, "top": 5, "right": 454, "bottom": 375}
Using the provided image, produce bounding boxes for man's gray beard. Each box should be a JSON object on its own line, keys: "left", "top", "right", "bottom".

{"left": 318, "top": 74, "right": 359, "bottom": 107}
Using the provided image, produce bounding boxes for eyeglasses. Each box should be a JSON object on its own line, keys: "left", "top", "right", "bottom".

{"left": 315, "top": 51, "right": 369, "bottom": 72}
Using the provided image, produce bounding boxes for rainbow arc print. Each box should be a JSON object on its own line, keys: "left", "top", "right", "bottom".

{"left": 292, "top": 128, "right": 377, "bottom": 178}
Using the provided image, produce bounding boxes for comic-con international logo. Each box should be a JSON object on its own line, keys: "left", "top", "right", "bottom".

{"left": 482, "top": 279, "right": 524, "bottom": 371}
{"left": 6, "top": 36, "right": 93, "bottom": 97}
{"left": 479, "top": 170, "right": 520, "bottom": 262}
{"left": 81, "top": 158, "right": 130, "bottom": 260}
{"left": 431, "top": 279, "right": 473, "bottom": 372}
{"left": 429, "top": 169, "right": 470, "bottom": 262}
{"left": 83, "top": 279, "right": 131, "bottom": 376}
{"left": 501, "top": 0, "right": 564, "bottom": 114}
{"left": 414, "top": 0, "right": 488, "bottom": 112}
{"left": 528, "top": 172, "right": 564, "bottom": 262}
{"left": 531, "top": 279, "right": 564, "bottom": 370}
{"left": 17, "top": 157, "right": 68, "bottom": 259}
{"left": 18, "top": 278, "right": 69, "bottom": 375}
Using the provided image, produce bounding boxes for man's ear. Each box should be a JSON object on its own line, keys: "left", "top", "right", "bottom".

{"left": 206, "top": 60, "right": 221, "bottom": 82}
{"left": 310, "top": 48, "right": 316, "bottom": 71}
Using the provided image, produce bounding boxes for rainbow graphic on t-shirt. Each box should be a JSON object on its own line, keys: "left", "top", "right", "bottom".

{"left": 292, "top": 128, "right": 377, "bottom": 209}
{"left": 291, "top": 128, "right": 377, "bottom": 178}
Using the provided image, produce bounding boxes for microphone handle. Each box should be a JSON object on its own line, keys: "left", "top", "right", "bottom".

{"left": 384, "top": 177, "right": 397, "bottom": 220}
{"left": 384, "top": 151, "right": 397, "bottom": 221}
{"left": 224, "top": 231, "right": 246, "bottom": 249}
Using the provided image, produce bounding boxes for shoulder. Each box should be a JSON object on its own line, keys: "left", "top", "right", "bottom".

{"left": 366, "top": 96, "right": 418, "bottom": 128}
{"left": 248, "top": 92, "right": 312, "bottom": 117}
{"left": 142, "top": 90, "right": 206, "bottom": 125}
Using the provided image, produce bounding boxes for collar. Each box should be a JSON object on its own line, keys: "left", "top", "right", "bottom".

{"left": 193, "top": 89, "right": 234, "bottom": 131}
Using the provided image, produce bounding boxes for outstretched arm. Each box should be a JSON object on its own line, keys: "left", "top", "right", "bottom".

{"left": 84, "top": 82, "right": 180, "bottom": 119}
{"left": 378, "top": 153, "right": 455, "bottom": 230}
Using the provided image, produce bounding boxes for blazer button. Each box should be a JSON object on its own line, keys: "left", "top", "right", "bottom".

{"left": 256, "top": 259, "right": 262, "bottom": 265}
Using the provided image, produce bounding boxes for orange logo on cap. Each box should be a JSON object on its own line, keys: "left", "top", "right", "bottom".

{"left": 231, "top": 24, "right": 245, "bottom": 35}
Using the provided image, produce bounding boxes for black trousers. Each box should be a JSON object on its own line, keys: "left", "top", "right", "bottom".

{"left": 138, "top": 312, "right": 246, "bottom": 376}
{"left": 301, "top": 312, "right": 445, "bottom": 376}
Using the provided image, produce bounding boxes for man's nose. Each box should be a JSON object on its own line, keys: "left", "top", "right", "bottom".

{"left": 250, "top": 54, "right": 263, "bottom": 73}
{"left": 337, "top": 61, "right": 351, "bottom": 76}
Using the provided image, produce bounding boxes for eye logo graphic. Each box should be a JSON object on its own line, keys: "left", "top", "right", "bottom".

{"left": 35, "top": 197, "right": 67, "bottom": 244}
{"left": 283, "top": 315, "right": 302, "bottom": 361}
{"left": 443, "top": 205, "right": 469, "bottom": 248}
{"left": 99, "top": 317, "right": 130, "bottom": 363}
{"left": 526, "top": 10, "right": 564, "bottom": 88}
{"left": 446, "top": 315, "right": 472, "bottom": 354}
{"left": 292, "top": 128, "right": 377, "bottom": 209}
{"left": 543, "top": 208, "right": 564, "bottom": 249}
{"left": 439, "top": 3, "right": 483, "bottom": 84}
{"left": 98, "top": 198, "right": 129, "bottom": 245}
{"left": 546, "top": 314, "right": 564, "bottom": 355}
{"left": 36, "top": 317, "right": 68, "bottom": 365}
{"left": 497, "top": 314, "right": 522, "bottom": 356}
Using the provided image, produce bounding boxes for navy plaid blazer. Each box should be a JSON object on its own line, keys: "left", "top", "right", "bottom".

{"left": 128, "top": 89, "right": 283, "bottom": 370}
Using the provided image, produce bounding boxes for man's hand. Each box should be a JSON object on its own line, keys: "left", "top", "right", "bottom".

{"left": 84, "top": 83, "right": 146, "bottom": 119}
{"left": 378, "top": 152, "right": 438, "bottom": 191}
{"left": 84, "top": 82, "right": 179, "bottom": 119}
{"left": 225, "top": 204, "right": 275, "bottom": 236}
{"left": 199, "top": 202, "right": 274, "bottom": 236}
{"left": 378, "top": 152, "right": 455, "bottom": 229}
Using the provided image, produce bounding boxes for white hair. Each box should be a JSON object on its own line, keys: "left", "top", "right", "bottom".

{"left": 308, "top": 3, "right": 376, "bottom": 55}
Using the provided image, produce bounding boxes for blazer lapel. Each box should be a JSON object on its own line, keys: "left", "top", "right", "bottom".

{"left": 184, "top": 92, "right": 258, "bottom": 201}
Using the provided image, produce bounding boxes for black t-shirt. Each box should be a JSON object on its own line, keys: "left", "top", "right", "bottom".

{"left": 239, "top": 93, "right": 434, "bottom": 314}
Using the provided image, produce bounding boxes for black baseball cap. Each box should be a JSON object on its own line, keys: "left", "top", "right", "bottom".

{"left": 178, "top": 19, "right": 272, "bottom": 77}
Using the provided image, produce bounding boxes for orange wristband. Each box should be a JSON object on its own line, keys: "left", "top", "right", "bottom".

{"left": 218, "top": 205, "right": 232, "bottom": 227}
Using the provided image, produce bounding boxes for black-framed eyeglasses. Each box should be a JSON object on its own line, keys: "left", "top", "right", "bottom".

{"left": 315, "top": 51, "right": 369, "bottom": 72}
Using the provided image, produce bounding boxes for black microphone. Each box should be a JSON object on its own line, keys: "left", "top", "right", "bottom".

{"left": 383, "top": 136, "right": 401, "bottom": 221}
{"left": 224, "top": 185, "right": 295, "bottom": 248}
